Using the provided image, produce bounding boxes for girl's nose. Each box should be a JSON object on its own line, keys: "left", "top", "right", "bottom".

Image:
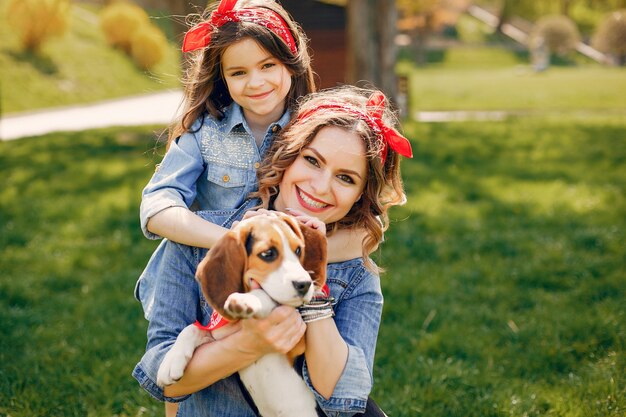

{"left": 248, "top": 70, "right": 265, "bottom": 88}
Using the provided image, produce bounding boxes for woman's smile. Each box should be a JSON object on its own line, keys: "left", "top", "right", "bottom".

{"left": 295, "top": 186, "right": 331, "bottom": 212}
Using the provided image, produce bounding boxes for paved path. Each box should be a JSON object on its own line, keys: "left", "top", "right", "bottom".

{"left": 1, "top": 89, "right": 517, "bottom": 141}
{"left": 1, "top": 90, "right": 184, "bottom": 141}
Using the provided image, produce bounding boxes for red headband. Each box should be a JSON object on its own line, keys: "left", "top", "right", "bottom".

{"left": 298, "top": 92, "right": 413, "bottom": 164}
{"left": 182, "top": 0, "right": 297, "bottom": 54}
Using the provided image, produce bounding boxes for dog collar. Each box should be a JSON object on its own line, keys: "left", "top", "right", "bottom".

{"left": 194, "top": 311, "right": 230, "bottom": 332}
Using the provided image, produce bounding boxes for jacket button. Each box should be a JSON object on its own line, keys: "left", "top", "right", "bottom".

{"left": 222, "top": 175, "right": 230, "bottom": 183}
{"left": 254, "top": 162, "right": 260, "bottom": 169}
{"left": 271, "top": 125, "right": 280, "bottom": 133}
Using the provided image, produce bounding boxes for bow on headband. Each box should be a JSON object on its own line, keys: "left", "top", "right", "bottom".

{"left": 298, "top": 92, "right": 413, "bottom": 164}
{"left": 182, "top": 0, "right": 297, "bottom": 54}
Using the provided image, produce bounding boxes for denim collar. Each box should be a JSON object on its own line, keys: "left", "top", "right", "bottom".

{"left": 223, "top": 103, "right": 290, "bottom": 138}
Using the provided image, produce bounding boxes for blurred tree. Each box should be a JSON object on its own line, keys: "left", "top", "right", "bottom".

{"left": 346, "top": 0, "right": 398, "bottom": 102}
{"left": 592, "top": 9, "right": 626, "bottom": 65}
{"left": 529, "top": 14, "right": 580, "bottom": 57}
{"left": 396, "top": 0, "right": 468, "bottom": 65}
{"left": 7, "top": 0, "right": 70, "bottom": 53}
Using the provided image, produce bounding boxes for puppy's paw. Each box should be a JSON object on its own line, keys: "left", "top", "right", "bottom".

{"left": 224, "top": 293, "right": 262, "bottom": 318}
{"left": 157, "top": 345, "right": 188, "bottom": 387}
{"left": 157, "top": 325, "right": 208, "bottom": 387}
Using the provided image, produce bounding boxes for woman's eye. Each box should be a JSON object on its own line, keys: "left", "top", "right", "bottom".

{"left": 338, "top": 174, "right": 355, "bottom": 184}
{"left": 258, "top": 247, "right": 278, "bottom": 262}
{"left": 304, "top": 156, "right": 319, "bottom": 167}
{"left": 230, "top": 71, "right": 245, "bottom": 77}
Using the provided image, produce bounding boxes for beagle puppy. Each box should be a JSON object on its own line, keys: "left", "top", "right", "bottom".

{"left": 157, "top": 212, "right": 327, "bottom": 417}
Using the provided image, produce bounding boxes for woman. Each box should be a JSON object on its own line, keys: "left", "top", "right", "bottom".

{"left": 133, "top": 86, "right": 412, "bottom": 416}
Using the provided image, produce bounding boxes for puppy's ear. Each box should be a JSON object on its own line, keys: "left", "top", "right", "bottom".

{"left": 196, "top": 229, "right": 248, "bottom": 320}
{"left": 300, "top": 224, "right": 328, "bottom": 287}
{"left": 277, "top": 212, "right": 305, "bottom": 242}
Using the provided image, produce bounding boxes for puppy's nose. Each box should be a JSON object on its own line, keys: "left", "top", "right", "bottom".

{"left": 292, "top": 280, "right": 312, "bottom": 297}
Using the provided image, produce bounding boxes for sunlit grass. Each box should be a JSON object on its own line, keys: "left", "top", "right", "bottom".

{"left": 0, "top": 1, "right": 181, "bottom": 113}
{"left": 1, "top": 116, "right": 624, "bottom": 416}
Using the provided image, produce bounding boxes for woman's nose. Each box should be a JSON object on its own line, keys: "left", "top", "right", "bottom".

{"left": 310, "top": 171, "right": 331, "bottom": 195}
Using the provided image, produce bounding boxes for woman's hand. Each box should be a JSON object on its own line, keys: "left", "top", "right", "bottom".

{"left": 285, "top": 208, "right": 326, "bottom": 236}
{"left": 238, "top": 306, "right": 306, "bottom": 355}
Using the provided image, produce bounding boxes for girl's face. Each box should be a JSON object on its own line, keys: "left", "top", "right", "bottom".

{"left": 221, "top": 38, "right": 292, "bottom": 127}
{"left": 274, "top": 126, "right": 368, "bottom": 224}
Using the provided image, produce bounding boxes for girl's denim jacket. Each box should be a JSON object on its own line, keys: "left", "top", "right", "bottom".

{"left": 133, "top": 202, "right": 384, "bottom": 416}
{"left": 140, "top": 103, "right": 291, "bottom": 239}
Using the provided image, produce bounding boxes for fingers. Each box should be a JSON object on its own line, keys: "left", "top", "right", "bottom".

{"left": 242, "top": 209, "right": 279, "bottom": 220}
{"left": 241, "top": 306, "right": 305, "bottom": 355}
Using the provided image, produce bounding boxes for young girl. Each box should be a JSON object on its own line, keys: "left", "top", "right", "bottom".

{"left": 133, "top": 85, "right": 413, "bottom": 416}
{"left": 140, "top": 0, "right": 315, "bottom": 248}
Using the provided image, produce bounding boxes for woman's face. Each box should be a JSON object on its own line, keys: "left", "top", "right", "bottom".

{"left": 274, "top": 126, "right": 368, "bottom": 224}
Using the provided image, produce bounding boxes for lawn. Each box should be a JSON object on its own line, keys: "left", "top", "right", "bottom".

{"left": 1, "top": 115, "right": 624, "bottom": 416}
{"left": 0, "top": 1, "right": 181, "bottom": 114}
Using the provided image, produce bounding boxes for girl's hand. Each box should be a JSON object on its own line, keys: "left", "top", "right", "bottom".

{"left": 238, "top": 306, "right": 306, "bottom": 355}
{"left": 285, "top": 208, "right": 326, "bottom": 236}
{"left": 233, "top": 209, "right": 279, "bottom": 228}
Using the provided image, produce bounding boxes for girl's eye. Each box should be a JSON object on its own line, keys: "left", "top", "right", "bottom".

{"left": 262, "top": 62, "right": 276, "bottom": 69}
{"left": 304, "top": 155, "right": 319, "bottom": 167}
{"left": 337, "top": 174, "right": 355, "bottom": 184}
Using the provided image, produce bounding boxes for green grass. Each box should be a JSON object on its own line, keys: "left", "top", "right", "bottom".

{"left": 0, "top": 1, "right": 181, "bottom": 114}
{"left": 398, "top": 62, "right": 626, "bottom": 112}
{"left": 1, "top": 116, "right": 624, "bottom": 416}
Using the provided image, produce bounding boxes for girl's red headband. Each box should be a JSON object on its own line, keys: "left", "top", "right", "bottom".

{"left": 182, "top": 0, "right": 297, "bottom": 54}
{"left": 298, "top": 92, "right": 413, "bottom": 164}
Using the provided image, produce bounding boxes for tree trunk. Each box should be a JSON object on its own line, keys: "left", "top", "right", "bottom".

{"left": 165, "top": 0, "right": 207, "bottom": 43}
{"left": 346, "top": 0, "right": 398, "bottom": 102}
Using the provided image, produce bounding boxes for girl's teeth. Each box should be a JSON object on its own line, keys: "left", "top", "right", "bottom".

{"left": 299, "top": 190, "right": 327, "bottom": 208}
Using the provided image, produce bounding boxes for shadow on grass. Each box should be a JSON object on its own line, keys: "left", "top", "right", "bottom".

{"left": 6, "top": 49, "right": 59, "bottom": 75}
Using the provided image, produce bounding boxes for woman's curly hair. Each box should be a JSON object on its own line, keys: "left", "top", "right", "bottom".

{"left": 251, "top": 85, "right": 408, "bottom": 270}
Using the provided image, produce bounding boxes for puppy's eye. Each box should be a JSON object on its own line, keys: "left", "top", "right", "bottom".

{"left": 294, "top": 247, "right": 302, "bottom": 257}
{"left": 258, "top": 247, "right": 278, "bottom": 262}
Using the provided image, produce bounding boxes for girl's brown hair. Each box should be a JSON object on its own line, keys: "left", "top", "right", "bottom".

{"left": 169, "top": 0, "right": 316, "bottom": 144}
{"left": 252, "top": 85, "right": 408, "bottom": 270}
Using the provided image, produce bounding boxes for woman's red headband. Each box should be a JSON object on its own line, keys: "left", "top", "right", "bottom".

{"left": 182, "top": 0, "right": 297, "bottom": 54}
{"left": 298, "top": 92, "right": 413, "bottom": 164}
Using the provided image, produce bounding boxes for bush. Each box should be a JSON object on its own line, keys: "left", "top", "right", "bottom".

{"left": 131, "top": 23, "right": 168, "bottom": 70}
{"left": 592, "top": 9, "right": 626, "bottom": 66}
{"left": 100, "top": 1, "right": 149, "bottom": 54}
{"left": 6, "top": 0, "right": 70, "bottom": 52}
{"left": 530, "top": 15, "right": 581, "bottom": 55}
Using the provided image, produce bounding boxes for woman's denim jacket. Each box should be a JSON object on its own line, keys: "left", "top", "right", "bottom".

{"left": 133, "top": 202, "right": 384, "bottom": 416}
{"left": 139, "top": 103, "right": 291, "bottom": 239}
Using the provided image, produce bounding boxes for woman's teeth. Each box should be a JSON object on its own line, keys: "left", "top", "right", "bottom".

{"left": 299, "top": 190, "right": 328, "bottom": 209}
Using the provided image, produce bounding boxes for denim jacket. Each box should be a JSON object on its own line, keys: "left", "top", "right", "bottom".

{"left": 133, "top": 202, "right": 383, "bottom": 416}
{"left": 140, "top": 103, "right": 291, "bottom": 239}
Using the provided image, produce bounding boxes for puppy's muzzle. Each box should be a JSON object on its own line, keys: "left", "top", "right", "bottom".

{"left": 292, "top": 280, "right": 312, "bottom": 297}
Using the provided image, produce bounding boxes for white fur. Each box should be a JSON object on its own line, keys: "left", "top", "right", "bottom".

{"left": 240, "top": 353, "right": 318, "bottom": 417}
